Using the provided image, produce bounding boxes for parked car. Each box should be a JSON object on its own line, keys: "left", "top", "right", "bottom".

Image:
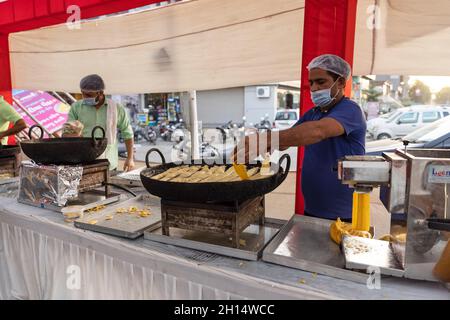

{"left": 273, "top": 109, "right": 299, "bottom": 130}
{"left": 366, "top": 105, "right": 450, "bottom": 140}
{"left": 366, "top": 115, "right": 450, "bottom": 155}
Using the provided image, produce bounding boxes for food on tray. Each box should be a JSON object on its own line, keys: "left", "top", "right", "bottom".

{"left": 88, "top": 220, "right": 98, "bottom": 225}
{"left": 378, "top": 233, "right": 406, "bottom": 243}
{"left": 139, "top": 210, "right": 151, "bottom": 217}
{"left": 114, "top": 206, "right": 152, "bottom": 218}
{"left": 105, "top": 215, "right": 113, "bottom": 220}
{"left": 86, "top": 205, "right": 105, "bottom": 213}
{"left": 146, "top": 165, "right": 271, "bottom": 183}
{"left": 329, "top": 218, "right": 372, "bottom": 245}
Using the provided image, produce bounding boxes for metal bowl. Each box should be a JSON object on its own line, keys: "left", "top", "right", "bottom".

{"left": 20, "top": 125, "right": 107, "bottom": 165}
{"left": 140, "top": 148, "right": 291, "bottom": 203}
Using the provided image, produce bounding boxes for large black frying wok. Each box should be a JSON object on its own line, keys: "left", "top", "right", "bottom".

{"left": 140, "top": 148, "right": 291, "bottom": 203}
{"left": 20, "top": 125, "right": 107, "bottom": 165}
{"left": 0, "top": 145, "right": 20, "bottom": 158}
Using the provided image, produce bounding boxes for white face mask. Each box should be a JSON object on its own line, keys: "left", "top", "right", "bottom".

{"left": 310, "top": 78, "right": 340, "bottom": 108}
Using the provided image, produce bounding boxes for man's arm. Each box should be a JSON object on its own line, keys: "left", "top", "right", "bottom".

{"left": 117, "top": 104, "right": 135, "bottom": 171}
{"left": 279, "top": 117, "right": 344, "bottom": 148}
{"left": 234, "top": 118, "right": 344, "bottom": 163}
{"left": 0, "top": 119, "right": 27, "bottom": 140}
{"left": 124, "top": 138, "right": 134, "bottom": 171}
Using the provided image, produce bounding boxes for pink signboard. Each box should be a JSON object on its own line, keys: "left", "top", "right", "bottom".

{"left": 12, "top": 89, "right": 70, "bottom": 134}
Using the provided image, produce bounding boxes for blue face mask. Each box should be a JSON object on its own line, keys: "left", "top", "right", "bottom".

{"left": 82, "top": 92, "right": 101, "bottom": 106}
{"left": 83, "top": 97, "right": 97, "bottom": 106}
{"left": 310, "top": 78, "right": 340, "bottom": 108}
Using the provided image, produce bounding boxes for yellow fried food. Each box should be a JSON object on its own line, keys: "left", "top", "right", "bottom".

{"left": 139, "top": 210, "right": 151, "bottom": 217}
{"left": 116, "top": 208, "right": 127, "bottom": 213}
{"left": 128, "top": 206, "right": 138, "bottom": 213}
{"left": 86, "top": 205, "right": 105, "bottom": 213}
{"left": 105, "top": 215, "right": 113, "bottom": 220}
{"left": 151, "top": 166, "right": 188, "bottom": 180}
{"left": 378, "top": 233, "right": 406, "bottom": 243}
{"left": 88, "top": 220, "right": 98, "bottom": 225}
{"left": 330, "top": 218, "right": 372, "bottom": 245}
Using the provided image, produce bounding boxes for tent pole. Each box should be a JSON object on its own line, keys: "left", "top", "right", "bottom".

{"left": 0, "top": 33, "right": 16, "bottom": 145}
{"left": 0, "top": 33, "right": 13, "bottom": 104}
{"left": 189, "top": 90, "right": 200, "bottom": 160}
{"left": 295, "top": 0, "right": 358, "bottom": 214}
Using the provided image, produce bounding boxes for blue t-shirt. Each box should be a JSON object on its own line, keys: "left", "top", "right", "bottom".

{"left": 295, "top": 97, "right": 366, "bottom": 220}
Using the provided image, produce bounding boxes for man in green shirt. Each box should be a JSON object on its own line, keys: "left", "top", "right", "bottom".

{"left": 0, "top": 95, "right": 27, "bottom": 145}
{"left": 64, "top": 74, "right": 135, "bottom": 171}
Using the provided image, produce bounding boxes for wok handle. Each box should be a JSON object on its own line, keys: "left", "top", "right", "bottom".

{"left": 277, "top": 153, "right": 291, "bottom": 185}
{"left": 427, "top": 218, "right": 450, "bottom": 232}
{"left": 145, "top": 148, "right": 166, "bottom": 168}
{"left": 28, "top": 125, "right": 44, "bottom": 140}
{"left": 91, "top": 126, "right": 106, "bottom": 141}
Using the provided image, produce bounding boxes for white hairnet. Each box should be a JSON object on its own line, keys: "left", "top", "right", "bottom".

{"left": 80, "top": 74, "right": 105, "bottom": 92}
{"left": 307, "top": 54, "right": 352, "bottom": 80}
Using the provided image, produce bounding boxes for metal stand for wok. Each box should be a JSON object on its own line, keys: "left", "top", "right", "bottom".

{"left": 144, "top": 196, "right": 283, "bottom": 260}
{"left": 161, "top": 197, "right": 266, "bottom": 249}
{"left": 0, "top": 146, "right": 20, "bottom": 178}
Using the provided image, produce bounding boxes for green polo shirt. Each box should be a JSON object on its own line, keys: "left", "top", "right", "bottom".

{"left": 68, "top": 99, "right": 133, "bottom": 170}
{"left": 0, "top": 95, "right": 22, "bottom": 145}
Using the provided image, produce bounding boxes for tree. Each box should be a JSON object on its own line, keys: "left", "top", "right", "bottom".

{"left": 435, "top": 86, "right": 450, "bottom": 105}
{"left": 362, "top": 87, "right": 382, "bottom": 102}
{"left": 408, "top": 80, "right": 431, "bottom": 104}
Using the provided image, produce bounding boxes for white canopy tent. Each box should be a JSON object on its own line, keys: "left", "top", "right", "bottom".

{"left": 9, "top": 0, "right": 304, "bottom": 94}
{"left": 353, "top": 0, "right": 450, "bottom": 76}
{"left": 8, "top": 0, "right": 450, "bottom": 95}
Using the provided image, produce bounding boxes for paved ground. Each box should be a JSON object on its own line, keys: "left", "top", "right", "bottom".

{"left": 121, "top": 139, "right": 390, "bottom": 236}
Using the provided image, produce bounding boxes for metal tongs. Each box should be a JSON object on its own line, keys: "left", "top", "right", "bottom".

{"left": 232, "top": 162, "right": 249, "bottom": 180}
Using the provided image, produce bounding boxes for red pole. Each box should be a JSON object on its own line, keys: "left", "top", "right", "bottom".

{"left": 0, "top": 33, "right": 17, "bottom": 145}
{"left": 295, "top": 0, "right": 358, "bottom": 214}
{"left": 0, "top": 33, "right": 12, "bottom": 104}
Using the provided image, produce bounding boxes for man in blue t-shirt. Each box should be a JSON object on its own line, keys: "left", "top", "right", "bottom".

{"left": 234, "top": 54, "right": 366, "bottom": 220}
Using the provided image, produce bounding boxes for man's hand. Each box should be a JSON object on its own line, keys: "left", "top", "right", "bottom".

{"left": 232, "top": 132, "right": 272, "bottom": 163}
{"left": 62, "top": 121, "right": 84, "bottom": 137}
{"left": 123, "top": 157, "right": 135, "bottom": 172}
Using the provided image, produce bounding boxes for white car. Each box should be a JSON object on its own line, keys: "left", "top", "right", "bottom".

{"left": 366, "top": 105, "right": 450, "bottom": 140}
{"left": 366, "top": 115, "right": 450, "bottom": 155}
{"left": 273, "top": 109, "right": 299, "bottom": 130}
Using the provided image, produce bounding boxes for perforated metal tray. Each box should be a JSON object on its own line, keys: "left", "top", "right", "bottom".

{"left": 144, "top": 218, "right": 284, "bottom": 260}
{"left": 262, "top": 215, "right": 370, "bottom": 283}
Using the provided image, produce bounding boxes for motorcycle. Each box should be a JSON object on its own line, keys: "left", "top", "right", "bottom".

{"left": 159, "top": 123, "right": 172, "bottom": 141}
{"left": 144, "top": 125, "right": 157, "bottom": 144}
{"left": 254, "top": 114, "right": 272, "bottom": 132}
{"left": 172, "top": 138, "right": 220, "bottom": 162}
{"left": 132, "top": 123, "right": 149, "bottom": 143}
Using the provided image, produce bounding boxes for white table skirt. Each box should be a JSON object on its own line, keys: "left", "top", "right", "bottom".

{"left": 0, "top": 197, "right": 448, "bottom": 300}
